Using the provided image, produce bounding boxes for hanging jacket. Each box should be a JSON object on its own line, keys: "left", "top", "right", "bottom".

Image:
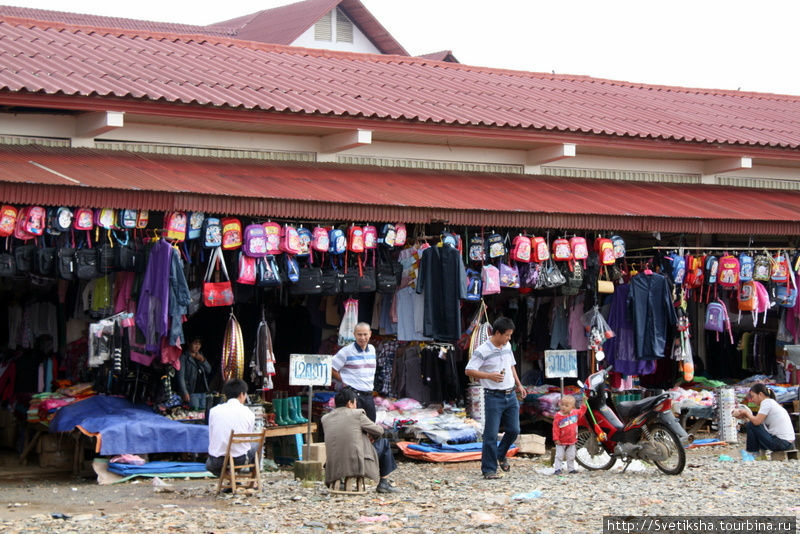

{"left": 415, "top": 245, "right": 467, "bottom": 341}
{"left": 167, "top": 246, "right": 191, "bottom": 346}
{"left": 626, "top": 272, "right": 677, "bottom": 360}
{"left": 135, "top": 240, "right": 172, "bottom": 351}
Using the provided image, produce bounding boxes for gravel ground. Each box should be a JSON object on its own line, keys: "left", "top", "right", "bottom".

{"left": 0, "top": 442, "right": 798, "bottom": 533}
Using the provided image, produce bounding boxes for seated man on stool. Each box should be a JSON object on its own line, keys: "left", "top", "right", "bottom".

{"left": 205, "top": 378, "right": 256, "bottom": 477}
{"left": 321, "top": 389, "right": 398, "bottom": 493}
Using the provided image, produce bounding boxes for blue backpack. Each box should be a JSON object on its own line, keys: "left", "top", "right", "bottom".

{"left": 328, "top": 228, "right": 346, "bottom": 255}
{"left": 465, "top": 269, "right": 482, "bottom": 301}
{"left": 739, "top": 253, "right": 754, "bottom": 282}
{"left": 669, "top": 253, "right": 686, "bottom": 285}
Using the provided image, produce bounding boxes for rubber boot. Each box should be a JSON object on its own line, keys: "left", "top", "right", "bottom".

{"left": 279, "top": 395, "right": 293, "bottom": 425}
{"left": 273, "top": 398, "right": 288, "bottom": 426}
{"left": 285, "top": 395, "right": 302, "bottom": 425}
{"left": 292, "top": 397, "right": 308, "bottom": 424}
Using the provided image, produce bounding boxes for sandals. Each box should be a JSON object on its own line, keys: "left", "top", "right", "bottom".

{"left": 499, "top": 459, "right": 511, "bottom": 472}
{"left": 483, "top": 472, "right": 504, "bottom": 480}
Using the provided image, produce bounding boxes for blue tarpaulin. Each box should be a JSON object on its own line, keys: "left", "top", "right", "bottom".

{"left": 50, "top": 396, "right": 208, "bottom": 455}
{"left": 107, "top": 461, "right": 208, "bottom": 476}
{"left": 408, "top": 441, "right": 519, "bottom": 453}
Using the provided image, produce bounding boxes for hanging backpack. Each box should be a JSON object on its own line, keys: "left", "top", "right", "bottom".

{"left": 464, "top": 269, "right": 482, "bottom": 301}
{"left": 738, "top": 280, "right": 757, "bottom": 321}
{"left": 23, "top": 206, "right": 46, "bottom": 237}
{"left": 347, "top": 226, "right": 365, "bottom": 253}
{"left": 771, "top": 252, "right": 790, "bottom": 285}
{"left": 296, "top": 227, "right": 312, "bottom": 258}
{"left": 202, "top": 217, "right": 222, "bottom": 249}
{"left": 221, "top": 218, "right": 242, "bottom": 250}
{"left": 14, "top": 207, "right": 33, "bottom": 240}
{"left": 243, "top": 224, "right": 268, "bottom": 257}
{"left": 311, "top": 226, "right": 329, "bottom": 253}
{"left": 378, "top": 223, "right": 396, "bottom": 247}
{"left": 363, "top": 225, "right": 378, "bottom": 250}
{"left": 285, "top": 254, "right": 300, "bottom": 283}
{"left": 704, "top": 255, "right": 719, "bottom": 284}
{"left": 280, "top": 224, "right": 301, "bottom": 255}
{"left": 499, "top": 263, "right": 520, "bottom": 288}
{"left": 570, "top": 236, "right": 588, "bottom": 265}
{"left": 552, "top": 238, "right": 572, "bottom": 261}
{"left": 705, "top": 299, "right": 733, "bottom": 343}
{"left": 136, "top": 210, "right": 149, "bottom": 229}
{"left": 669, "top": 253, "right": 686, "bottom": 285}
{"left": 187, "top": 212, "right": 205, "bottom": 240}
{"left": 611, "top": 235, "right": 626, "bottom": 259}
{"left": 237, "top": 253, "right": 257, "bottom": 285}
{"left": 165, "top": 211, "right": 187, "bottom": 241}
{"left": 510, "top": 235, "right": 532, "bottom": 263}
{"left": 94, "top": 208, "right": 116, "bottom": 230}
{"left": 753, "top": 253, "right": 771, "bottom": 282}
{"left": 684, "top": 255, "right": 704, "bottom": 289}
{"left": 263, "top": 222, "right": 283, "bottom": 254}
{"left": 394, "top": 223, "right": 407, "bottom": 247}
{"left": 776, "top": 265, "right": 797, "bottom": 308}
{"left": 485, "top": 233, "right": 505, "bottom": 259}
{"left": 73, "top": 208, "right": 94, "bottom": 232}
{"left": 738, "top": 253, "right": 754, "bottom": 282}
{"left": 469, "top": 235, "right": 486, "bottom": 263}
{"left": 329, "top": 228, "right": 347, "bottom": 255}
{"left": 481, "top": 265, "right": 501, "bottom": 295}
{"left": 256, "top": 255, "right": 282, "bottom": 287}
{"left": 753, "top": 281, "right": 771, "bottom": 324}
{"left": 595, "top": 238, "right": 615, "bottom": 265}
{"left": 0, "top": 205, "right": 18, "bottom": 237}
{"left": 718, "top": 254, "right": 740, "bottom": 288}
{"left": 532, "top": 236, "right": 550, "bottom": 262}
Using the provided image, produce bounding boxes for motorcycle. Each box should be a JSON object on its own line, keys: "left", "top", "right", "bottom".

{"left": 575, "top": 366, "right": 687, "bottom": 475}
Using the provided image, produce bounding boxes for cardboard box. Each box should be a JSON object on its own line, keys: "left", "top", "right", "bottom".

{"left": 516, "top": 434, "right": 546, "bottom": 455}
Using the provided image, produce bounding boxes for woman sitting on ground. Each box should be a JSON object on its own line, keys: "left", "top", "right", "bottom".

{"left": 732, "top": 383, "right": 795, "bottom": 456}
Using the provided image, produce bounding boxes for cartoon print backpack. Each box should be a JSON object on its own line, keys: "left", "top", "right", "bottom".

{"left": 95, "top": 208, "right": 116, "bottom": 230}
{"left": 165, "top": 211, "right": 187, "bottom": 241}
{"left": 485, "top": 233, "right": 505, "bottom": 259}
{"left": 552, "top": 238, "right": 572, "bottom": 261}
{"left": 118, "top": 209, "right": 138, "bottom": 230}
{"left": 570, "top": 236, "right": 588, "bottom": 264}
{"left": 329, "top": 227, "right": 347, "bottom": 255}
{"left": 238, "top": 253, "right": 257, "bottom": 285}
{"left": 752, "top": 253, "right": 771, "bottom": 282}
{"left": 202, "top": 217, "right": 222, "bottom": 249}
{"left": 510, "top": 235, "right": 531, "bottom": 263}
{"left": 363, "top": 225, "right": 378, "bottom": 250}
{"left": 347, "top": 226, "right": 365, "bottom": 253}
{"left": 464, "top": 269, "right": 482, "bottom": 301}
{"left": 136, "top": 210, "right": 149, "bottom": 229}
{"left": 704, "top": 255, "right": 719, "bottom": 284}
{"left": 394, "top": 223, "right": 407, "bottom": 247}
{"left": 311, "top": 226, "right": 329, "bottom": 253}
{"left": 705, "top": 299, "right": 733, "bottom": 343}
{"left": 0, "top": 205, "right": 17, "bottom": 237}
{"left": 669, "top": 253, "right": 686, "bottom": 285}
{"left": 738, "top": 280, "right": 757, "bottom": 317}
{"left": 611, "top": 235, "right": 626, "bottom": 259}
{"left": 469, "top": 235, "right": 486, "bottom": 263}
{"left": 595, "top": 237, "right": 615, "bottom": 265}
{"left": 262, "top": 222, "right": 282, "bottom": 255}
{"left": 771, "top": 252, "right": 790, "bottom": 285}
{"left": 14, "top": 207, "right": 32, "bottom": 240}
{"left": 280, "top": 224, "right": 301, "bottom": 255}
{"left": 243, "top": 224, "right": 268, "bottom": 257}
{"left": 24, "top": 206, "right": 46, "bottom": 237}
{"left": 296, "top": 227, "right": 312, "bottom": 258}
{"left": 481, "top": 265, "right": 501, "bottom": 295}
{"left": 187, "top": 212, "right": 205, "bottom": 240}
{"left": 73, "top": 208, "right": 94, "bottom": 232}
{"left": 532, "top": 236, "right": 550, "bottom": 262}
{"left": 378, "top": 223, "right": 396, "bottom": 247}
{"left": 718, "top": 254, "right": 740, "bottom": 288}
{"left": 739, "top": 253, "right": 754, "bottom": 282}
{"left": 499, "top": 263, "right": 520, "bottom": 288}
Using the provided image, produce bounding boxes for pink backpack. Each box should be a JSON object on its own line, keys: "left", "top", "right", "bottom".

{"left": 552, "top": 238, "right": 572, "bottom": 261}
{"left": 243, "top": 224, "right": 268, "bottom": 257}
{"left": 280, "top": 224, "right": 301, "bottom": 255}
{"left": 718, "top": 255, "right": 740, "bottom": 288}
{"left": 481, "top": 265, "right": 501, "bottom": 295}
{"left": 262, "top": 222, "right": 282, "bottom": 255}
{"left": 570, "top": 237, "right": 588, "bottom": 263}
{"left": 73, "top": 208, "right": 94, "bottom": 231}
{"left": 311, "top": 226, "right": 329, "bottom": 253}
{"left": 394, "top": 223, "right": 407, "bottom": 247}
{"left": 363, "top": 225, "right": 378, "bottom": 249}
{"left": 754, "top": 280, "right": 770, "bottom": 324}
{"left": 14, "top": 207, "right": 33, "bottom": 240}
{"left": 532, "top": 236, "right": 550, "bottom": 262}
{"left": 510, "top": 235, "right": 531, "bottom": 263}
{"left": 23, "top": 206, "right": 46, "bottom": 237}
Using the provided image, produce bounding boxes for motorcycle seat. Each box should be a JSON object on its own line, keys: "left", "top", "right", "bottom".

{"left": 615, "top": 394, "right": 667, "bottom": 420}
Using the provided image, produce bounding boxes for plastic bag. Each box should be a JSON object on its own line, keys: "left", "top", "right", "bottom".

{"left": 338, "top": 298, "right": 359, "bottom": 346}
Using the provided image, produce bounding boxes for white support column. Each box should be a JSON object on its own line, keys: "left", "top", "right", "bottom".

{"left": 524, "top": 143, "right": 576, "bottom": 174}
{"left": 701, "top": 156, "right": 751, "bottom": 184}
{"left": 318, "top": 129, "right": 372, "bottom": 162}
{"left": 72, "top": 111, "right": 124, "bottom": 148}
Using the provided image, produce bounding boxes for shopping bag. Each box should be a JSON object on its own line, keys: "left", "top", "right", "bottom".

{"left": 203, "top": 247, "right": 233, "bottom": 307}
{"left": 338, "top": 298, "right": 359, "bottom": 346}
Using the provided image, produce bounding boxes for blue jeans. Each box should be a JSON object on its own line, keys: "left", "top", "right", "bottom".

{"left": 189, "top": 393, "right": 207, "bottom": 411}
{"left": 481, "top": 389, "right": 520, "bottom": 475}
{"left": 745, "top": 422, "right": 793, "bottom": 453}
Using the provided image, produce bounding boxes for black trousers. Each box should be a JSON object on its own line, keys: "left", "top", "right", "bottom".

{"left": 373, "top": 437, "right": 396, "bottom": 478}
{"left": 348, "top": 387, "right": 376, "bottom": 422}
{"left": 205, "top": 444, "right": 256, "bottom": 477}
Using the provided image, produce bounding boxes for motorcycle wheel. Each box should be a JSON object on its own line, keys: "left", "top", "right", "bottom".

{"left": 648, "top": 423, "right": 686, "bottom": 475}
{"left": 575, "top": 428, "right": 616, "bottom": 470}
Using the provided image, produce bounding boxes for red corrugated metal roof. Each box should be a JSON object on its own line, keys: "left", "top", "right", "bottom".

{"left": 0, "top": 16, "right": 799, "bottom": 149}
{"left": 1, "top": 145, "right": 799, "bottom": 235}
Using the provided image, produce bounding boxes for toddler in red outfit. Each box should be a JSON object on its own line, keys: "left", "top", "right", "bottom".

{"left": 552, "top": 395, "right": 584, "bottom": 474}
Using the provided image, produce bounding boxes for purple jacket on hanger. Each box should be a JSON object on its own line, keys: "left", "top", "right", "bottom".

{"left": 135, "top": 239, "right": 172, "bottom": 352}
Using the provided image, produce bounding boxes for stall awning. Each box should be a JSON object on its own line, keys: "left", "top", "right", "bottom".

{"left": 0, "top": 145, "right": 798, "bottom": 235}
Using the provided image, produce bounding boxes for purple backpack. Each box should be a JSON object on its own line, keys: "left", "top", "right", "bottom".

{"left": 243, "top": 224, "right": 268, "bottom": 258}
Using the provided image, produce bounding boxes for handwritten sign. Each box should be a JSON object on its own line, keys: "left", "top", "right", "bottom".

{"left": 289, "top": 354, "right": 333, "bottom": 386}
{"left": 544, "top": 350, "right": 578, "bottom": 378}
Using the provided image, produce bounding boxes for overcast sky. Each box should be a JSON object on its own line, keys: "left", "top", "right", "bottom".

{"left": 4, "top": 0, "right": 799, "bottom": 96}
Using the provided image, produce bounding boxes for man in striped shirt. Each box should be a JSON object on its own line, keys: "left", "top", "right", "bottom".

{"left": 332, "top": 322, "right": 377, "bottom": 422}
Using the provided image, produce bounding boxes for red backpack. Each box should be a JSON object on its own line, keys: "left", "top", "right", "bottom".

{"left": 14, "top": 207, "right": 33, "bottom": 240}
{"left": 363, "top": 225, "right": 378, "bottom": 250}
{"left": 510, "top": 235, "right": 531, "bottom": 263}
{"left": 347, "top": 226, "right": 365, "bottom": 253}
{"left": 570, "top": 236, "right": 588, "bottom": 266}
{"left": 552, "top": 238, "right": 572, "bottom": 261}
{"left": 718, "top": 254, "right": 740, "bottom": 288}
{"left": 0, "top": 205, "right": 17, "bottom": 237}
{"left": 595, "top": 238, "right": 615, "bottom": 265}
{"left": 532, "top": 236, "right": 550, "bottom": 262}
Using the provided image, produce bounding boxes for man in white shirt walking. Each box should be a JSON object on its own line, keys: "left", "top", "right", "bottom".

{"left": 205, "top": 378, "right": 256, "bottom": 477}
{"left": 465, "top": 317, "right": 526, "bottom": 479}
{"left": 332, "top": 322, "right": 378, "bottom": 421}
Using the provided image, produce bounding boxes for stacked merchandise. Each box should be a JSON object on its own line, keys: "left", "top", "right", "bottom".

{"left": 716, "top": 387, "right": 738, "bottom": 443}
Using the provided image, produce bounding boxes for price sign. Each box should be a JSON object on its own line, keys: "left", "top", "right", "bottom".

{"left": 289, "top": 354, "right": 333, "bottom": 386}
{"left": 544, "top": 350, "right": 578, "bottom": 378}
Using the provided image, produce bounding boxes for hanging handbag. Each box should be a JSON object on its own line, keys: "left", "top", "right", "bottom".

{"left": 597, "top": 266, "right": 615, "bottom": 294}
{"left": 339, "top": 268, "right": 358, "bottom": 295}
{"left": 35, "top": 247, "right": 56, "bottom": 276}
{"left": 57, "top": 247, "right": 76, "bottom": 280}
{"left": 256, "top": 255, "right": 282, "bottom": 287}
{"left": 221, "top": 312, "right": 245, "bottom": 381}
{"left": 290, "top": 267, "right": 323, "bottom": 295}
{"left": 0, "top": 252, "right": 16, "bottom": 277}
{"left": 357, "top": 262, "right": 376, "bottom": 293}
{"left": 14, "top": 243, "right": 35, "bottom": 273}
{"left": 76, "top": 247, "right": 99, "bottom": 280}
{"left": 203, "top": 247, "right": 234, "bottom": 307}
{"left": 542, "top": 260, "right": 566, "bottom": 288}
{"left": 114, "top": 231, "right": 140, "bottom": 272}
{"left": 97, "top": 243, "right": 116, "bottom": 274}
{"left": 321, "top": 267, "right": 340, "bottom": 295}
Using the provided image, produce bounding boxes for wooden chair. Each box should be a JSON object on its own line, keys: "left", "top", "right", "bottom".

{"left": 326, "top": 476, "right": 366, "bottom": 495}
{"left": 216, "top": 429, "right": 267, "bottom": 495}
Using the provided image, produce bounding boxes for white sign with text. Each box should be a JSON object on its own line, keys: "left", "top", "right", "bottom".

{"left": 289, "top": 354, "right": 333, "bottom": 386}
{"left": 544, "top": 350, "right": 578, "bottom": 378}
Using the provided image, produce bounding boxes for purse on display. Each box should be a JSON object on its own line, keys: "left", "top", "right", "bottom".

{"left": 14, "top": 244, "right": 35, "bottom": 273}
{"left": 203, "top": 246, "right": 234, "bottom": 307}
{"left": 35, "top": 247, "right": 56, "bottom": 276}
{"left": 290, "top": 267, "right": 323, "bottom": 295}
{"left": 0, "top": 252, "right": 16, "bottom": 277}
{"left": 57, "top": 247, "right": 76, "bottom": 280}
{"left": 75, "top": 247, "right": 99, "bottom": 280}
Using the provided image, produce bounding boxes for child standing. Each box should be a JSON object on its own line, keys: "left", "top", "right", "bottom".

{"left": 552, "top": 394, "right": 584, "bottom": 474}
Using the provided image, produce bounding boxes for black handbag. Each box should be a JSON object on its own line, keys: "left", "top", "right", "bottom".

{"left": 14, "top": 244, "right": 35, "bottom": 273}
{"left": 320, "top": 268, "right": 340, "bottom": 295}
{"left": 376, "top": 248, "right": 400, "bottom": 293}
{"left": 57, "top": 247, "right": 76, "bottom": 280}
{"left": 290, "top": 267, "right": 323, "bottom": 295}
{"left": 35, "top": 247, "right": 56, "bottom": 276}
{"left": 76, "top": 248, "right": 99, "bottom": 280}
{"left": 0, "top": 253, "right": 16, "bottom": 277}
{"left": 357, "top": 265, "right": 376, "bottom": 292}
{"left": 256, "top": 255, "right": 282, "bottom": 287}
{"left": 339, "top": 270, "right": 358, "bottom": 294}
{"left": 98, "top": 244, "right": 116, "bottom": 274}
{"left": 116, "top": 243, "right": 138, "bottom": 272}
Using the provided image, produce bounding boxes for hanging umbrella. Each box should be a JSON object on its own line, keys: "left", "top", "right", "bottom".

{"left": 222, "top": 312, "right": 245, "bottom": 381}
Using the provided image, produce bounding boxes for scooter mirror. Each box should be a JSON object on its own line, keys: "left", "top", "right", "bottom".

{"left": 577, "top": 380, "right": 585, "bottom": 389}
{"left": 595, "top": 350, "right": 605, "bottom": 362}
